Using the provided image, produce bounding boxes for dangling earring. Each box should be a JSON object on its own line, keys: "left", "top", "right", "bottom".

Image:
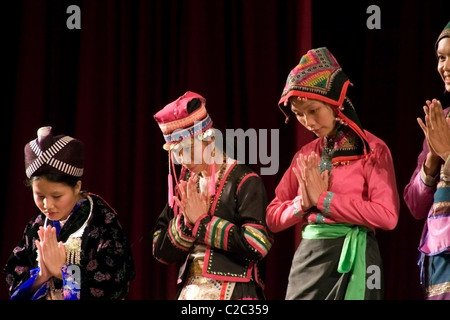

{"left": 168, "top": 151, "right": 174, "bottom": 207}
{"left": 335, "top": 116, "right": 346, "bottom": 125}
{"left": 209, "top": 148, "right": 216, "bottom": 195}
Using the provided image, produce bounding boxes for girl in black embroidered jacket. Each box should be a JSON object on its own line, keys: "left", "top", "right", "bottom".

{"left": 153, "top": 91, "right": 273, "bottom": 300}
{"left": 3, "top": 126, "right": 135, "bottom": 300}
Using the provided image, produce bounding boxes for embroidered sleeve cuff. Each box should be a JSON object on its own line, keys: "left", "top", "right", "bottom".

{"left": 317, "top": 191, "right": 334, "bottom": 216}
{"left": 292, "top": 196, "right": 302, "bottom": 217}
{"left": 168, "top": 215, "right": 195, "bottom": 248}
{"left": 420, "top": 164, "right": 440, "bottom": 186}
{"left": 292, "top": 196, "right": 315, "bottom": 217}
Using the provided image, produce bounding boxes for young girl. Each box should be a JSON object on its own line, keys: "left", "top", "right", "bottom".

{"left": 152, "top": 91, "right": 273, "bottom": 300}
{"left": 266, "top": 47, "right": 400, "bottom": 300}
{"left": 4, "top": 126, "right": 135, "bottom": 300}
{"left": 403, "top": 21, "right": 450, "bottom": 300}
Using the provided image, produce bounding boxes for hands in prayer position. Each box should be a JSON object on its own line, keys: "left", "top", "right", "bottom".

{"left": 292, "top": 152, "right": 329, "bottom": 212}
{"left": 418, "top": 99, "right": 450, "bottom": 176}
{"left": 35, "top": 226, "right": 65, "bottom": 281}
{"left": 174, "top": 174, "right": 210, "bottom": 224}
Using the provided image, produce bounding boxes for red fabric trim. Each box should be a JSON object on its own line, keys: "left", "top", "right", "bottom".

{"left": 278, "top": 80, "right": 350, "bottom": 107}
{"left": 236, "top": 172, "right": 258, "bottom": 194}
{"left": 202, "top": 246, "right": 253, "bottom": 282}
{"left": 209, "top": 161, "right": 237, "bottom": 214}
{"left": 192, "top": 213, "right": 208, "bottom": 236}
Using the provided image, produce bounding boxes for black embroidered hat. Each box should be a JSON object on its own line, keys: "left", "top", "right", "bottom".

{"left": 24, "top": 126, "right": 84, "bottom": 178}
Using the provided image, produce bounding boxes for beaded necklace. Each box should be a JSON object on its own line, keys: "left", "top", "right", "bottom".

{"left": 320, "top": 137, "right": 334, "bottom": 174}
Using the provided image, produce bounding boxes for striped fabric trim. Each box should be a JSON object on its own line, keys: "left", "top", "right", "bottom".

{"left": 167, "top": 214, "right": 195, "bottom": 251}
{"left": 209, "top": 161, "right": 237, "bottom": 214}
{"left": 243, "top": 223, "right": 272, "bottom": 257}
{"left": 236, "top": 172, "right": 258, "bottom": 194}
{"left": 26, "top": 136, "right": 84, "bottom": 178}
{"left": 323, "top": 191, "right": 334, "bottom": 216}
{"left": 163, "top": 116, "right": 212, "bottom": 144}
{"left": 205, "top": 216, "right": 232, "bottom": 250}
{"left": 292, "top": 196, "right": 302, "bottom": 217}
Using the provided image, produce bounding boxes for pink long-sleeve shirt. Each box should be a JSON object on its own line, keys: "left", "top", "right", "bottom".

{"left": 403, "top": 118, "right": 450, "bottom": 255}
{"left": 266, "top": 130, "right": 400, "bottom": 234}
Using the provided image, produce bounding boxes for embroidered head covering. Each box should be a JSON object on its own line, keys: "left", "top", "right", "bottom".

{"left": 154, "top": 91, "right": 215, "bottom": 207}
{"left": 24, "top": 126, "right": 84, "bottom": 178}
{"left": 436, "top": 21, "right": 450, "bottom": 50}
{"left": 154, "top": 91, "right": 213, "bottom": 151}
{"left": 278, "top": 47, "right": 370, "bottom": 164}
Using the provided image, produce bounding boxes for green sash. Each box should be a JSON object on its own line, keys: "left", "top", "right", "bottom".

{"left": 302, "top": 223, "right": 370, "bottom": 300}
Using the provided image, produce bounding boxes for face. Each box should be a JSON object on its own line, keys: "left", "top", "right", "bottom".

{"left": 32, "top": 178, "right": 82, "bottom": 221}
{"left": 437, "top": 37, "right": 450, "bottom": 92}
{"left": 171, "top": 138, "right": 214, "bottom": 174}
{"left": 290, "top": 97, "right": 337, "bottom": 137}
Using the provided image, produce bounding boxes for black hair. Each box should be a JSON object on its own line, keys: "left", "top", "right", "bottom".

{"left": 25, "top": 173, "right": 81, "bottom": 188}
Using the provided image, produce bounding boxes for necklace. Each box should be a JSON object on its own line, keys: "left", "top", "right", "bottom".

{"left": 320, "top": 137, "right": 334, "bottom": 174}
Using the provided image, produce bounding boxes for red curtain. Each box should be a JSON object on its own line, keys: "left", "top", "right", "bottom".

{"left": 1, "top": 0, "right": 449, "bottom": 300}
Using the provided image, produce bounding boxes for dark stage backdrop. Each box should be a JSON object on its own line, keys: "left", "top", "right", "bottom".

{"left": 1, "top": 0, "right": 449, "bottom": 300}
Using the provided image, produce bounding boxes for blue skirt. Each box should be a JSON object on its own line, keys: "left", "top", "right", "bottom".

{"left": 425, "top": 253, "right": 450, "bottom": 300}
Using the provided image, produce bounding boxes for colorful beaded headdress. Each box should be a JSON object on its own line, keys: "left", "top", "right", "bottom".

{"left": 278, "top": 47, "right": 371, "bottom": 163}
{"left": 24, "top": 126, "right": 84, "bottom": 178}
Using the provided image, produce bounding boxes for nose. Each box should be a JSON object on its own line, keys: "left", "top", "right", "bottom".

{"left": 442, "top": 55, "right": 450, "bottom": 72}
{"left": 43, "top": 198, "right": 53, "bottom": 211}
{"left": 303, "top": 115, "right": 315, "bottom": 129}
{"left": 444, "top": 60, "right": 450, "bottom": 72}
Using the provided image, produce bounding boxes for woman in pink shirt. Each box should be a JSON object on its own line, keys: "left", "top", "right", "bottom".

{"left": 403, "top": 21, "right": 450, "bottom": 300}
{"left": 266, "top": 47, "right": 400, "bottom": 300}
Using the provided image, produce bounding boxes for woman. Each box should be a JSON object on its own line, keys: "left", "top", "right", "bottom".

{"left": 3, "top": 126, "right": 135, "bottom": 300}
{"left": 152, "top": 91, "right": 273, "bottom": 300}
{"left": 403, "top": 21, "right": 450, "bottom": 300}
{"left": 266, "top": 47, "right": 400, "bottom": 300}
